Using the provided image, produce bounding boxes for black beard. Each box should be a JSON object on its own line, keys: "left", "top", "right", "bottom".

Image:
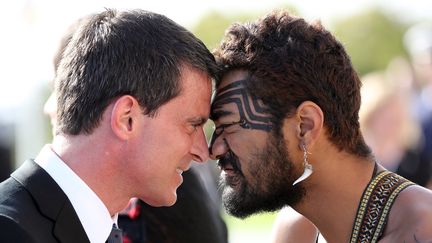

{"left": 219, "top": 134, "right": 305, "bottom": 218}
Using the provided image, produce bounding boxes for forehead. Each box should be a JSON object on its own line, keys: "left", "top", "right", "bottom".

{"left": 211, "top": 69, "right": 274, "bottom": 135}
{"left": 218, "top": 69, "right": 249, "bottom": 90}
{"left": 180, "top": 66, "right": 212, "bottom": 98}
{"left": 211, "top": 70, "right": 249, "bottom": 120}
{"left": 166, "top": 65, "right": 212, "bottom": 119}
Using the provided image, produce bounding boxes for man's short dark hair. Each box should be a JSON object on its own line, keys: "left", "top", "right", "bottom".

{"left": 213, "top": 10, "right": 370, "bottom": 157}
{"left": 56, "top": 8, "right": 218, "bottom": 135}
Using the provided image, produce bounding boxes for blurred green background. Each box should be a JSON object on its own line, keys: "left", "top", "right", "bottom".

{"left": 224, "top": 212, "right": 278, "bottom": 242}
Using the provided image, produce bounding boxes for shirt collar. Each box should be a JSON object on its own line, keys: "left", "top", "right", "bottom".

{"left": 35, "top": 144, "right": 117, "bottom": 243}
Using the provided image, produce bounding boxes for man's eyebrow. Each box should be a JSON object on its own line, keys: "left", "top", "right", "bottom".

{"left": 188, "top": 116, "right": 208, "bottom": 126}
{"left": 210, "top": 110, "right": 233, "bottom": 121}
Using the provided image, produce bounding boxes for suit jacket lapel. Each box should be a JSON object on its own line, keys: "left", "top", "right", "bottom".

{"left": 53, "top": 199, "right": 91, "bottom": 243}
{"left": 12, "top": 160, "right": 90, "bottom": 243}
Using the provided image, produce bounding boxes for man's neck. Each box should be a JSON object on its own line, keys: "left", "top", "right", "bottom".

{"left": 293, "top": 152, "right": 377, "bottom": 242}
{"left": 52, "top": 133, "right": 130, "bottom": 216}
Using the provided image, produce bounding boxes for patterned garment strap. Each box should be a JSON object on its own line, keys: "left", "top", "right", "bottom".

{"left": 349, "top": 171, "right": 415, "bottom": 243}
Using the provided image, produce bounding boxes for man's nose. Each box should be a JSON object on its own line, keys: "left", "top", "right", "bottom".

{"left": 191, "top": 128, "right": 210, "bottom": 163}
{"left": 209, "top": 132, "right": 229, "bottom": 160}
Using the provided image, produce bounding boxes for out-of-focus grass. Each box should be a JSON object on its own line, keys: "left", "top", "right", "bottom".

{"left": 223, "top": 211, "right": 278, "bottom": 243}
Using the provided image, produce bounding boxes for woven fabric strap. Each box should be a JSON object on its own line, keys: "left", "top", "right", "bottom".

{"left": 349, "top": 171, "right": 415, "bottom": 243}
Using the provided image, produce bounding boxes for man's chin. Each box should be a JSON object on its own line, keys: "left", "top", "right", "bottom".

{"left": 222, "top": 191, "right": 257, "bottom": 219}
{"left": 220, "top": 179, "right": 258, "bottom": 219}
{"left": 221, "top": 177, "right": 302, "bottom": 219}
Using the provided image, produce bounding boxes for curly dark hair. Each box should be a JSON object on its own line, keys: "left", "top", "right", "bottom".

{"left": 213, "top": 10, "right": 370, "bottom": 157}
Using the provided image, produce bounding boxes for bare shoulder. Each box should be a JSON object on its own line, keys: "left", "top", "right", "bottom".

{"left": 270, "top": 207, "right": 318, "bottom": 243}
{"left": 382, "top": 185, "right": 432, "bottom": 242}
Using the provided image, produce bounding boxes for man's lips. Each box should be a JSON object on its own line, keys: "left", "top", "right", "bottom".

{"left": 217, "top": 151, "right": 243, "bottom": 177}
{"left": 220, "top": 164, "right": 239, "bottom": 177}
{"left": 219, "top": 164, "right": 242, "bottom": 188}
{"left": 219, "top": 163, "right": 233, "bottom": 170}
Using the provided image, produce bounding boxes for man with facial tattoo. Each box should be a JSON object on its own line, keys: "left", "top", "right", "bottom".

{"left": 210, "top": 10, "right": 432, "bottom": 243}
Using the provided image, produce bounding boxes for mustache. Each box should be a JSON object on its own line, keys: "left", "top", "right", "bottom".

{"left": 217, "top": 150, "right": 242, "bottom": 173}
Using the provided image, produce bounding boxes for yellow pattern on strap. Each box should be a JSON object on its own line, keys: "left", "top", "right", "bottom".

{"left": 349, "top": 171, "right": 415, "bottom": 243}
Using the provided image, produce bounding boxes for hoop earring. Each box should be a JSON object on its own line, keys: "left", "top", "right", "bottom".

{"left": 292, "top": 144, "right": 313, "bottom": 186}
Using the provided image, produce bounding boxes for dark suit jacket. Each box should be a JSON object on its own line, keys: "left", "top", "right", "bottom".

{"left": 0, "top": 160, "right": 90, "bottom": 243}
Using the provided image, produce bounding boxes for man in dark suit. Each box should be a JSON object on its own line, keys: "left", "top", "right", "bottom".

{"left": 0, "top": 160, "right": 89, "bottom": 243}
{"left": 0, "top": 8, "right": 219, "bottom": 242}
{"left": 42, "top": 14, "right": 228, "bottom": 243}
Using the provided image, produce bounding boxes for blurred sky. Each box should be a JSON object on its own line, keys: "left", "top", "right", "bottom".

{"left": 0, "top": 0, "right": 431, "bottom": 120}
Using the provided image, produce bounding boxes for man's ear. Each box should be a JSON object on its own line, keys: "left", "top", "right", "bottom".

{"left": 110, "top": 95, "right": 143, "bottom": 140}
{"left": 295, "top": 101, "right": 324, "bottom": 147}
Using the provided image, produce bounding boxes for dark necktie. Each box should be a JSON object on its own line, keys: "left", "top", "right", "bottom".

{"left": 106, "top": 223, "right": 123, "bottom": 243}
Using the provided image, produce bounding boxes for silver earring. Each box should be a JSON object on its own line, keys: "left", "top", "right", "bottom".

{"left": 292, "top": 144, "right": 313, "bottom": 186}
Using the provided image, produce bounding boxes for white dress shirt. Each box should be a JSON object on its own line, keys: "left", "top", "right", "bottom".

{"left": 35, "top": 144, "right": 116, "bottom": 243}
